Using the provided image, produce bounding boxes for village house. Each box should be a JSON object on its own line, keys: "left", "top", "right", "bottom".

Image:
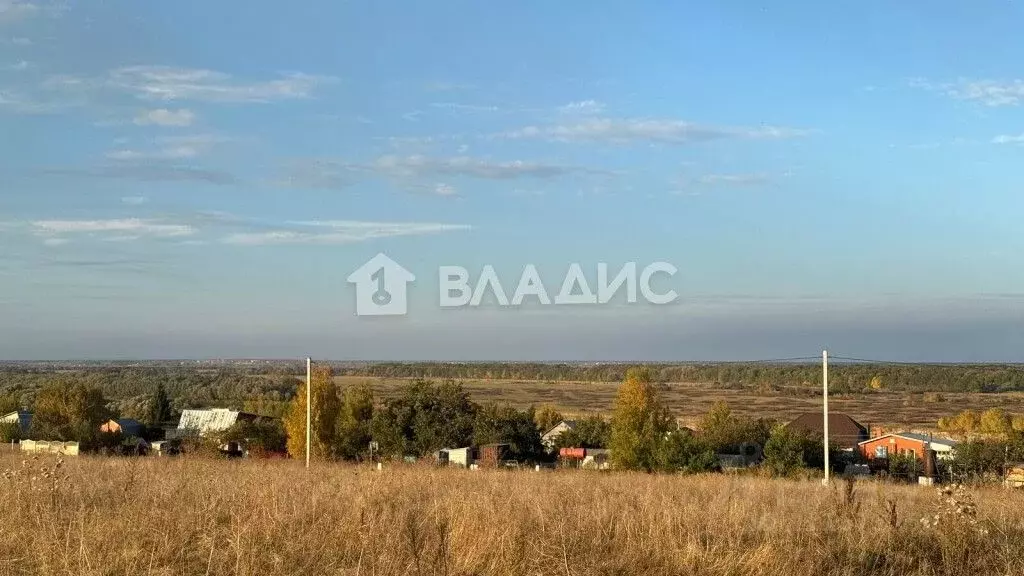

{"left": 859, "top": 432, "right": 958, "bottom": 461}
{"left": 174, "top": 408, "right": 264, "bottom": 437}
{"left": 786, "top": 412, "right": 868, "bottom": 451}
{"left": 541, "top": 420, "right": 576, "bottom": 449}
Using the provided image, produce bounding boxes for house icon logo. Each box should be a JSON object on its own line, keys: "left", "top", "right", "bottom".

{"left": 347, "top": 253, "right": 415, "bottom": 316}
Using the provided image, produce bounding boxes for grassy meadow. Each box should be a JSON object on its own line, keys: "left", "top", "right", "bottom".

{"left": 2, "top": 453, "right": 1024, "bottom": 576}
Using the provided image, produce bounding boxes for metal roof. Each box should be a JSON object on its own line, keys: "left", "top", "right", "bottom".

{"left": 859, "top": 431, "right": 958, "bottom": 447}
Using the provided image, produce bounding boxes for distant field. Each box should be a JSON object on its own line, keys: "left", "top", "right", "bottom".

{"left": 1, "top": 454, "right": 1022, "bottom": 575}
{"left": 335, "top": 376, "right": 1024, "bottom": 429}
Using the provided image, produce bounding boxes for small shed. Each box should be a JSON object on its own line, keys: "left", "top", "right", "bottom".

{"left": 438, "top": 447, "right": 473, "bottom": 468}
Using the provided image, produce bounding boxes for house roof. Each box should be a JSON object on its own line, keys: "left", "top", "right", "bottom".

{"left": 859, "top": 432, "right": 958, "bottom": 448}
{"left": 786, "top": 412, "right": 867, "bottom": 447}
{"left": 1, "top": 410, "right": 32, "bottom": 429}
{"left": 542, "top": 420, "right": 577, "bottom": 438}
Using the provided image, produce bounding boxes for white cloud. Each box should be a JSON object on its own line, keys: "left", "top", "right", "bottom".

{"left": 913, "top": 77, "right": 1024, "bottom": 107}
{"left": 30, "top": 218, "right": 195, "bottom": 241}
{"left": 698, "top": 173, "right": 772, "bottom": 186}
{"left": 370, "top": 155, "right": 591, "bottom": 180}
{"left": 223, "top": 220, "right": 471, "bottom": 246}
{"left": 558, "top": 100, "right": 605, "bottom": 115}
{"left": 434, "top": 183, "right": 457, "bottom": 196}
{"left": 992, "top": 133, "right": 1024, "bottom": 145}
{"left": 280, "top": 155, "right": 599, "bottom": 191}
{"left": 134, "top": 108, "right": 195, "bottom": 127}
{"left": 430, "top": 102, "right": 500, "bottom": 113}
{"left": 44, "top": 164, "right": 236, "bottom": 185}
{"left": 7, "top": 59, "right": 29, "bottom": 71}
{"left": 107, "top": 147, "right": 196, "bottom": 160}
{"left": 0, "top": 1, "right": 39, "bottom": 24}
{"left": 121, "top": 196, "right": 148, "bottom": 205}
{"left": 105, "top": 133, "right": 228, "bottom": 161}
{"left": 42, "top": 237, "right": 68, "bottom": 246}
{"left": 42, "top": 66, "right": 335, "bottom": 105}
{"left": 500, "top": 118, "right": 812, "bottom": 144}
{"left": 0, "top": 89, "right": 77, "bottom": 114}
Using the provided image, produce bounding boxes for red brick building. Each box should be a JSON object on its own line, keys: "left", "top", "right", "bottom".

{"left": 858, "top": 432, "right": 958, "bottom": 461}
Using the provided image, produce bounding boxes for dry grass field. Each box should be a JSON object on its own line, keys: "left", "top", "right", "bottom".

{"left": 336, "top": 376, "right": 1024, "bottom": 430}
{"left": 2, "top": 454, "right": 1024, "bottom": 576}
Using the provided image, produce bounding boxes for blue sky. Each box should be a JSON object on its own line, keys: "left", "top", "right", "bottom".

{"left": 2, "top": 1, "right": 1024, "bottom": 360}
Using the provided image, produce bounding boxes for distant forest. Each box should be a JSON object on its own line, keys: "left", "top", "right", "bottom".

{"left": 2, "top": 361, "right": 1024, "bottom": 420}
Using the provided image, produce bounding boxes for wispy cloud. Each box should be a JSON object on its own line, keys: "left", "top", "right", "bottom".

{"left": 35, "top": 66, "right": 335, "bottom": 108}
{"left": 697, "top": 173, "right": 772, "bottom": 186}
{"left": 29, "top": 219, "right": 195, "bottom": 244}
{"left": 992, "top": 133, "right": 1024, "bottom": 144}
{"left": 558, "top": 100, "right": 605, "bottom": 115}
{"left": 0, "top": 1, "right": 39, "bottom": 25}
{"left": 424, "top": 81, "right": 475, "bottom": 92}
{"left": 43, "top": 164, "right": 237, "bottom": 185}
{"left": 134, "top": 108, "right": 195, "bottom": 127}
{"left": 105, "top": 66, "right": 334, "bottom": 103}
{"left": 430, "top": 102, "right": 500, "bottom": 114}
{"left": 278, "top": 154, "right": 601, "bottom": 192}
{"left": 433, "top": 183, "right": 457, "bottom": 197}
{"left": 912, "top": 77, "right": 1024, "bottom": 107}
{"left": 370, "top": 155, "right": 593, "bottom": 180}
{"left": 104, "top": 134, "right": 229, "bottom": 161}
{"left": 0, "top": 89, "right": 81, "bottom": 114}
{"left": 222, "top": 220, "right": 471, "bottom": 246}
{"left": 120, "top": 196, "right": 148, "bottom": 205}
{"left": 499, "top": 118, "right": 813, "bottom": 144}
{"left": 6, "top": 59, "right": 29, "bottom": 71}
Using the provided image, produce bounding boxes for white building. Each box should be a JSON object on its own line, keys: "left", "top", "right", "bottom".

{"left": 541, "top": 420, "right": 577, "bottom": 449}
{"left": 175, "top": 408, "right": 260, "bottom": 437}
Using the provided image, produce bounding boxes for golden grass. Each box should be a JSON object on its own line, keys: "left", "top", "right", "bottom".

{"left": 3, "top": 454, "right": 1024, "bottom": 575}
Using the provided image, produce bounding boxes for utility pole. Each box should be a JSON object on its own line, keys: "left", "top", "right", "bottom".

{"left": 306, "top": 357, "right": 312, "bottom": 469}
{"left": 823, "top": 349, "right": 830, "bottom": 484}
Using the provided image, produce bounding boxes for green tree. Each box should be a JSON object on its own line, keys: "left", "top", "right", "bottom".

{"left": 284, "top": 365, "right": 341, "bottom": 460}
{"left": 220, "top": 419, "right": 288, "bottom": 457}
{"left": 979, "top": 408, "right": 1012, "bottom": 436}
{"left": 534, "top": 404, "right": 564, "bottom": 433}
{"left": 887, "top": 452, "right": 922, "bottom": 480}
{"left": 336, "top": 382, "right": 374, "bottom": 460}
{"left": 371, "top": 379, "right": 477, "bottom": 457}
{"left": 656, "top": 428, "right": 717, "bottom": 474}
{"left": 473, "top": 404, "right": 543, "bottom": 461}
{"left": 146, "top": 382, "right": 174, "bottom": 426}
{"left": 0, "top": 422, "right": 22, "bottom": 443}
{"left": 609, "top": 367, "right": 673, "bottom": 471}
{"left": 552, "top": 415, "right": 611, "bottom": 449}
{"left": 0, "top": 395, "right": 18, "bottom": 416}
{"left": 762, "top": 425, "right": 821, "bottom": 476}
{"left": 30, "top": 379, "right": 111, "bottom": 445}
{"left": 698, "top": 402, "right": 773, "bottom": 453}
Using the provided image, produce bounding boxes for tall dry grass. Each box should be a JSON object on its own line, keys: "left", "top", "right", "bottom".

{"left": 1, "top": 454, "right": 1023, "bottom": 576}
